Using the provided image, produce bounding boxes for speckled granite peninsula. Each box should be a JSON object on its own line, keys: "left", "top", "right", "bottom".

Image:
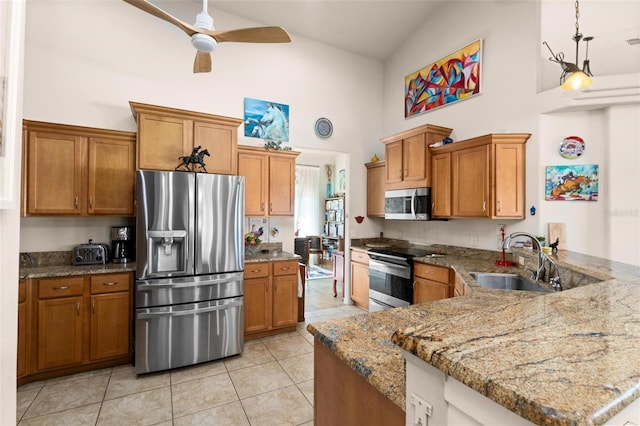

{"left": 307, "top": 242, "right": 640, "bottom": 425}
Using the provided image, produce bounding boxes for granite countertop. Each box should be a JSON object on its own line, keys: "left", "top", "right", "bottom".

{"left": 20, "top": 250, "right": 299, "bottom": 279}
{"left": 307, "top": 243, "right": 640, "bottom": 425}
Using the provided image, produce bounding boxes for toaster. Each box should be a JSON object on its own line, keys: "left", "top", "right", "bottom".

{"left": 73, "top": 240, "right": 110, "bottom": 266}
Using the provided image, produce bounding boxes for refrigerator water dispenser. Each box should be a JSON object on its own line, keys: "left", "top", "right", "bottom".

{"left": 148, "top": 230, "right": 188, "bottom": 275}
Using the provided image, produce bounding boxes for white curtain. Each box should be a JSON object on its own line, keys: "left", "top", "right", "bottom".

{"left": 295, "top": 165, "right": 320, "bottom": 237}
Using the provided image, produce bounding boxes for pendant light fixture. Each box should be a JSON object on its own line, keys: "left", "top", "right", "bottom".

{"left": 543, "top": 0, "right": 594, "bottom": 90}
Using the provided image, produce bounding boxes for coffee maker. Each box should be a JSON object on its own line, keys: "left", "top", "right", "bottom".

{"left": 111, "top": 226, "right": 134, "bottom": 263}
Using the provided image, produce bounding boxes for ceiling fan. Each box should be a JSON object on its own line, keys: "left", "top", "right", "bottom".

{"left": 123, "top": 0, "right": 291, "bottom": 73}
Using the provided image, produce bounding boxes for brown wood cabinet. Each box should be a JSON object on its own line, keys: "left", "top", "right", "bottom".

{"left": 429, "top": 133, "right": 530, "bottom": 219}
{"left": 23, "top": 121, "right": 136, "bottom": 216}
{"left": 237, "top": 146, "right": 299, "bottom": 216}
{"left": 19, "top": 272, "right": 133, "bottom": 385}
{"left": 244, "top": 260, "right": 299, "bottom": 339}
{"left": 413, "top": 263, "right": 452, "bottom": 304}
{"left": 454, "top": 272, "right": 467, "bottom": 297}
{"left": 130, "top": 101, "right": 242, "bottom": 174}
{"left": 350, "top": 250, "right": 370, "bottom": 310}
{"left": 380, "top": 124, "right": 453, "bottom": 190}
{"left": 17, "top": 280, "right": 28, "bottom": 378}
{"left": 365, "top": 161, "right": 385, "bottom": 217}
{"left": 431, "top": 152, "right": 452, "bottom": 218}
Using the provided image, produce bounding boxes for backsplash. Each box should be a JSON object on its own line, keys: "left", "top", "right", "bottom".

{"left": 20, "top": 251, "right": 72, "bottom": 267}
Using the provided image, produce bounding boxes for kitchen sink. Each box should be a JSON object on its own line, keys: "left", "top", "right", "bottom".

{"left": 469, "top": 272, "right": 552, "bottom": 293}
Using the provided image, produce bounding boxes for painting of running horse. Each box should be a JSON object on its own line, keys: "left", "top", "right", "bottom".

{"left": 545, "top": 164, "right": 599, "bottom": 201}
{"left": 244, "top": 98, "right": 290, "bottom": 143}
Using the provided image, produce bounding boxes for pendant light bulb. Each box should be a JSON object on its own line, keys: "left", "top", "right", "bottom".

{"left": 561, "top": 70, "right": 592, "bottom": 90}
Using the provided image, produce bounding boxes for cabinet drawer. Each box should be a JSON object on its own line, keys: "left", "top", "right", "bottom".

{"left": 351, "top": 250, "right": 370, "bottom": 265}
{"left": 244, "top": 262, "right": 270, "bottom": 279}
{"left": 90, "top": 273, "right": 130, "bottom": 294}
{"left": 414, "top": 263, "right": 450, "bottom": 284}
{"left": 39, "top": 277, "right": 84, "bottom": 299}
{"left": 19, "top": 280, "right": 27, "bottom": 303}
{"left": 273, "top": 260, "right": 298, "bottom": 276}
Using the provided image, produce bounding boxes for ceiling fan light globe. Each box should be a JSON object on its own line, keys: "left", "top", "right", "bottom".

{"left": 561, "top": 71, "right": 592, "bottom": 90}
{"left": 191, "top": 33, "right": 217, "bottom": 52}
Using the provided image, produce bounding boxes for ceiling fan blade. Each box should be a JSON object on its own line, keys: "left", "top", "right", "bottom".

{"left": 209, "top": 27, "right": 291, "bottom": 43}
{"left": 193, "top": 51, "right": 212, "bottom": 73}
{"left": 123, "top": 0, "right": 200, "bottom": 36}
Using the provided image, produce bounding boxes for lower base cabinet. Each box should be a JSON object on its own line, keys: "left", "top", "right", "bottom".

{"left": 350, "top": 250, "right": 370, "bottom": 310}
{"left": 244, "top": 260, "right": 299, "bottom": 339}
{"left": 413, "top": 263, "right": 453, "bottom": 304}
{"left": 18, "top": 272, "right": 133, "bottom": 385}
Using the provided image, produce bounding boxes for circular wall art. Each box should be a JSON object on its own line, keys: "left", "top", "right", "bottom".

{"left": 559, "top": 136, "right": 585, "bottom": 159}
{"left": 314, "top": 117, "right": 333, "bottom": 139}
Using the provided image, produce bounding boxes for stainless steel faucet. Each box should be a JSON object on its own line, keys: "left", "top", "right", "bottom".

{"left": 502, "top": 232, "right": 545, "bottom": 281}
{"left": 545, "top": 254, "right": 563, "bottom": 291}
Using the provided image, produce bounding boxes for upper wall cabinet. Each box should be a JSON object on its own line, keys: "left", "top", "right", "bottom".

{"left": 380, "top": 124, "right": 453, "bottom": 190}
{"left": 130, "top": 102, "right": 242, "bottom": 174}
{"left": 365, "top": 161, "right": 385, "bottom": 217}
{"left": 430, "top": 134, "right": 530, "bottom": 219}
{"left": 22, "top": 120, "right": 136, "bottom": 217}
{"left": 237, "top": 146, "right": 300, "bottom": 216}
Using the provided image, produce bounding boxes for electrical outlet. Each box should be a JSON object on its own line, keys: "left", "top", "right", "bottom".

{"left": 470, "top": 235, "right": 479, "bottom": 247}
{"left": 410, "top": 393, "right": 433, "bottom": 426}
{"left": 87, "top": 235, "right": 95, "bottom": 243}
{"left": 398, "top": 231, "right": 403, "bottom": 239}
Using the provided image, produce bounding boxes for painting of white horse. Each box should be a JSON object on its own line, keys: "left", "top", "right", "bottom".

{"left": 244, "top": 98, "right": 290, "bottom": 143}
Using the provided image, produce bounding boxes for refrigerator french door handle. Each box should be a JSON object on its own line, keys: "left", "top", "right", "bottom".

{"left": 137, "top": 274, "right": 243, "bottom": 290}
{"left": 137, "top": 300, "right": 243, "bottom": 319}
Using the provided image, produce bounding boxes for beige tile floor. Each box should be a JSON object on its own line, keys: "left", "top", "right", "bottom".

{"left": 16, "top": 275, "right": 366, "bottom": 425}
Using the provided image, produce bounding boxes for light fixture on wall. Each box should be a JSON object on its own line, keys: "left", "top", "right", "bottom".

{"left": 543, "top": 0, "right": 594, "bottom": 90}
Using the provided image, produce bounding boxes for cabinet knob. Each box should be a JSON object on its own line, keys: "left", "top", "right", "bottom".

{"left": 269, "top": 202, "right": 273, "bottom": 212}
{"left": 497, "top": 200, "right": 501, "bottom": 212}
{"left": 261, "top": 202, "right": 265, "bottom": 211}
{"left": 103, "top": 282, "right": 117, "bottom": 286}
{"left": 77, "top": 302, "right": 80, "bottom": 315}
{"left": 74, "top": 196, "right": 79, "bottom": 209}
{"left": 92, "top": 299, "right": 95, "bottom": 313}
{"left": 482, "top": 200, "right": 487, "bottom": 213}
{"left": 54, "top": 286, "right": 69, "bottom": 291}
{"left": 89, "top": 196, "right": 93, "bottom": 209}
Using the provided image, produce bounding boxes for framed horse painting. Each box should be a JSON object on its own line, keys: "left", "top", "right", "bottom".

{"left": 545, "top": 164, "right": 599, "bottom": 201}
{"left": 244, "top": 98, "right": 290, "bottom": 143}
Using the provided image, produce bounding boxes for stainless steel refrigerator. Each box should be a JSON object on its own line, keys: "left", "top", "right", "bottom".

{"left": 135, "top": 170, "right": 245, "bottom": 374}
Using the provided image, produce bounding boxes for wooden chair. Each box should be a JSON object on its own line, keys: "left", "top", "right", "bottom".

{"left": 294, "top": 238, "right": 309, "bottom": 276}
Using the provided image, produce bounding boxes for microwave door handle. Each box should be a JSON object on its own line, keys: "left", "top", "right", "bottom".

{"left": 411, "top": 190, "right": 417, "bottom": 218}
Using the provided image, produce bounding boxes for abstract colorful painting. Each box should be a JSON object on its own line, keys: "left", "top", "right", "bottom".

{"left": 244, "top": 98, "right": 290, "bottom": 142}
{"left": 545, "top": 164, "right": 599, "bottom": 201}
{"left": 404, "top": 39, "right": 482, "bottom": 118}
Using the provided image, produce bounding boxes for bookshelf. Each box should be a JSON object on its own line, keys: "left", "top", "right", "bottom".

{"left": 323, "top": 196, "right": 344, "bottom": 263}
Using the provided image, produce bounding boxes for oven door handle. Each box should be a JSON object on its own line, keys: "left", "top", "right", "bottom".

{"left": 137, "top": 300, "right": 243, "bottom": 319}
{"left": 369, "top": 259, "right": 411, "bottom": 280}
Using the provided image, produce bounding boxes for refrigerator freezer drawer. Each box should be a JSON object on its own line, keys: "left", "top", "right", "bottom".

{"left": 135, "top": 296, "right": 244, "bottom": 374}
{"left": 135, "top": 272, "right": 244, "bottom": 308}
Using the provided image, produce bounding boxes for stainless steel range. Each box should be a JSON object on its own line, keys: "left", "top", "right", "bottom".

{"left": 135, "top": 170, "right": 245, "bottom": 374}
{"left": 367, "top": 247, "right": 444, "bottom": 312}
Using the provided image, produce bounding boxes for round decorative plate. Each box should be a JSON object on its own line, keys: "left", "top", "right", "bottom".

{"left": 559, "top": 136, "right": 585, "bottom": 159}
{"left": 314, "top": 117, "right": 333, "bottom": 139}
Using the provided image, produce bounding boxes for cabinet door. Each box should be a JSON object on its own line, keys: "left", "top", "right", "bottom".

{"left": 350, "top": 261, "right": 369, "bottom": 310}
{"left": 403, "top": 133, "right": 428, "bottom": 185}
{"left": 272, "top": 274, "right": 298, "bottom": 328}
{"left": 87, "top": 137, "right": 135, "bottom": 215}
{"left": 494, "top": 144, "right": 525, "bottom": 218}
{"left": 193, "top": 121, "right": 237, "bottom": 175}
{"left": 137, "top": 114, "right": 192, "bottom": 171}
{"left": 244, "top": 277, "right": 271, "bottom": 333}
{"left": 17, "top": 280, "right": 27, "bottom": 378}
{"left": 385, "top": 140, "right": 403, "bottom": 184}
{"left": 238, "top": 152, "right": 268, "bottom": 216}
{"left": 269, "top": 155, "right": 295, "bottom": 216}
{"left": 413, "top": 277, "right": 451, "bottom": 304}
{"left": 37, "top": 296, "right": 83, "bottom": 370}
{"left": 366, "top": 162, "right": 386, "bottom": 217}
{"left": 431, "top": 152, "right": 451, "bottom": 217}
{"left": 27, "top": 131, "right": 84, "bottom": 215}
{"left": 90, "top": 292, "right": 130, "bottom": 361}
{"left": 452, "top": 145, "right": 490, "bottom": 217}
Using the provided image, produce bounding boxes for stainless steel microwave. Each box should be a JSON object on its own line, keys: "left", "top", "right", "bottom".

{"left": 384, "top": 187, "right": 431, "bottom": 220}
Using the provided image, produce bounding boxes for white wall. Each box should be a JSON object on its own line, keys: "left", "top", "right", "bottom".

{"left": 20, "top": 0, "right": 385, "bottom": 251}
{"left": 380, "top": 1, "right": 541, "bottom": 250}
